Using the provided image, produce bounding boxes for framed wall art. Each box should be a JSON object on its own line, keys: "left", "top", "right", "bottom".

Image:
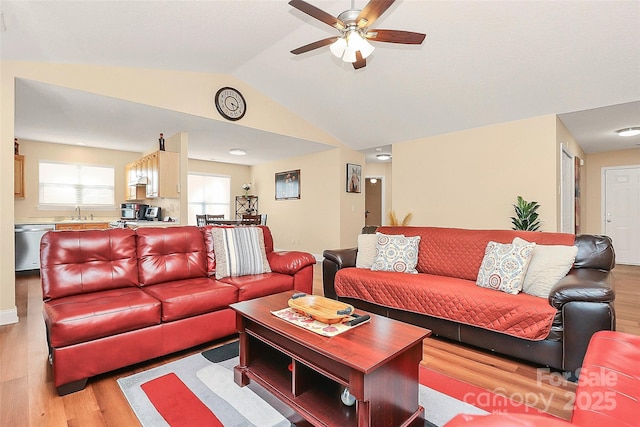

{"left": 346, "top": 163, "right": 362, "bottom": 193}
{"left": 275, "top": 169, "right": 301, "bottom": 200}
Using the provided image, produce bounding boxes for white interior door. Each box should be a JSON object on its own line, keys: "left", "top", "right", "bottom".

{"left": 604, "top": 166, "right": 640, "bottom": 265}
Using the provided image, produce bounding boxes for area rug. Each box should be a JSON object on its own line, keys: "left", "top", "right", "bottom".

{"left": 118, "top": 341, "right": 490, "bottom": 427}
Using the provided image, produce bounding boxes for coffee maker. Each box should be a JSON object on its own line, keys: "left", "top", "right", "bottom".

{"left": 121, "top": 203, "right": 149, "bottom": 220}
{"left": 144, "top": 206, "right": 162, "bottom": 221}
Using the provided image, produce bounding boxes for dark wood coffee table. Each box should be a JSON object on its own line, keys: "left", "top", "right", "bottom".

{"left": 231, "top": 291, "right": 430, "bottom": 427}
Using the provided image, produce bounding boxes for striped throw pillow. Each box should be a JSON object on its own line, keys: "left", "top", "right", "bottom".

{"left": 211, "top": 227, "right": 271, "bottom": 279}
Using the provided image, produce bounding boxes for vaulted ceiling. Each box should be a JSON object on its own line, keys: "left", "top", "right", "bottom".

{"left": 2, "top": 1, "right": 639, "bottom": 164}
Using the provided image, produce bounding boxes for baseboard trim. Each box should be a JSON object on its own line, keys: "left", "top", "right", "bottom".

{"left": 0, "top": 307, "right": 19, "bottom": 325}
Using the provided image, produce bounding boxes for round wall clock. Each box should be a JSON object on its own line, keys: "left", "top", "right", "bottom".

{"left": 214, "top": 87, "right": 246, "bottom": 121}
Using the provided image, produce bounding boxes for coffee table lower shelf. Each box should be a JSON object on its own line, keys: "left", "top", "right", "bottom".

{"left": 233, "top": 322, "right": 425, "bottom": 427}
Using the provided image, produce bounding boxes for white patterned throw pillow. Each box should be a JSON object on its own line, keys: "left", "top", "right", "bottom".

{"left": 476, "top": 241, "right": 536, "bottom": 294}
{"left": 211, "top": 227, "right": 271, "bottom": 279}
{"left": 371, "top": 233, "right": 420, "bottom": 274}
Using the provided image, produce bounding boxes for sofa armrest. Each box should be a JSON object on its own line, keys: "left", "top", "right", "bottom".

{"left": 549, "top": 268, "right": 616, "bottom": 374}
{"left": 267, "top": 251, "right": 316, "bottom": 275}
{"left": 548, "top": 268, "right": 615, "bottom": 309}
{"left": 322, "top": 248, "right": 357, "bottom": 299}
{"left": 574, "top": 234, "right": 615, "bottom": 270}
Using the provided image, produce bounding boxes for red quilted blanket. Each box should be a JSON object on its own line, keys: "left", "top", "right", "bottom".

{"left": 335, "top": 268, "right": 557, "bottom": 341}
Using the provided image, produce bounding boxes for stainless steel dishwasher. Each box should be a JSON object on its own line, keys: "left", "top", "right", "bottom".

{"left": 15, "top": 224, "right": 55, "bottom": 271}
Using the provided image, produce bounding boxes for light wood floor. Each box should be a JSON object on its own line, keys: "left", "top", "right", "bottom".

{"left": 1, "top": 264, "right": 638, "bottom": 426}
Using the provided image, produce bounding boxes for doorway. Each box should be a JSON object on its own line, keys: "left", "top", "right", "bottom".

{"left": 365, "top": 177, "right": 383, "bottom": 226}
{"left": 603, "top": 166, "right": 640, "bottom": 265}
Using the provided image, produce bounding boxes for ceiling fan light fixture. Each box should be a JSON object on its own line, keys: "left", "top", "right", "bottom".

{"left": 616, "top": 127, "right": 640, "bottom": 137}
{"left": 330, "top": 37, "right": 347, "bottom": 58}
{"left": 342, "top": 44, "right": 358, "bottom": 63}
{"left": 359, "top": 38, "right": 375, "bottom": 59}
{"left": 344, "top": 30, "right": 375, "bottom": 60}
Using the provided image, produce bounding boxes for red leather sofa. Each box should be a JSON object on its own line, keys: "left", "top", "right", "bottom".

{"left": 445, "top": 330, "right": 640, "bottom": 426}
{"left": 40, "top": 225, "right": 315, "bottom": 395}
{"left": 323, "top": 226, "right": 615, "bottom": 379}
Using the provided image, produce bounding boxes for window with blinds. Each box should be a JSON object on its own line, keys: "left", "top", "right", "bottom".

{"left": 38, "top": 161, "right": 115, "bottom": 208}
{"left": 188, "top": 173, "right": 231, "bottom": 224}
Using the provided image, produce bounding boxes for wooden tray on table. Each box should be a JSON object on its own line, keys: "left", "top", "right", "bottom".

{"left": 288, "top": 294, "right": 354, "bottom": 324}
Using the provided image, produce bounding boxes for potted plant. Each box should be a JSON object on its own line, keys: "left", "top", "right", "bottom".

{"left": 241, "top": 183, "right": 251, "bottom": 197}
{"left": 510, "top": 196, "right": 541, "bottom": 231}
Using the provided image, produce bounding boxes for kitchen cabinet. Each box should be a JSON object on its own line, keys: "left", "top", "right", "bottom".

{"left": 144, "top": 151, "right": 179, "bottom": 198}
{"left": 124, "top": 151, "right": 179, "bottom": 199}
{"left": 146, "top": 152, "right": 160, "bottom": 198}
{"left": 125, "top": 161, "right": 146, "bottom": 201}
{"left": 14, "top": 155, "right": 25, "bottom": 198}
{"left": 55, "top": 222, "right": 109, "bottom": 231}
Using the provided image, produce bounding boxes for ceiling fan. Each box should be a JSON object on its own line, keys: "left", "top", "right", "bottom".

{"left": 289, "top": 0, "right": 426, "bottom": 69}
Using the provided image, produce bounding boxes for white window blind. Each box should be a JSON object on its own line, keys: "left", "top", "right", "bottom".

{"left": 39, "top": 162, "right": 115, "bottom": 208}
{"left": 188, "top": 173, "right": 231, "bottom": 225}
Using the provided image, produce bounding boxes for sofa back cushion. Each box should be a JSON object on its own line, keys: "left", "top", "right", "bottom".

{"left": 136, "top": 226, "right": 208, "bottom": 286}
{"left": 40, "top": 228, "right": 139, "bottom": 300}
{"left": 201, "top": 225, "right": 274, "bottom": 276}
{"left": 375, "top": 226, "right": 575, "bottom": 281}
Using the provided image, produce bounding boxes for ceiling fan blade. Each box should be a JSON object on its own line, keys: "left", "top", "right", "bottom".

{"left": 353, "top": 51, "right": 367, "bottom": 69}
{"left": 289, "top": 0, "right": 345, "bottom": 29}
{"left": 366, "top": 29, "right": 426, "bottom": 45}
{"left": 290, "top": 37, "right": 339, "bottom": 55}
{"left": 356, "top": 0, "right": 396, "bottom": 28}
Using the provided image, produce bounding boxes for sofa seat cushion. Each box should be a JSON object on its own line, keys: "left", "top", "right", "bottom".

{"left": 220, "top": 273, "right": 294, "bottom": 302}
{"left": 44, "top": 287, "right": 161, "bottom": 347}
{"left": 335, "top": 268, "right": 557, "bottom": 340}
{"left": 142, "top": 278, "right": 237, "bottom": 322}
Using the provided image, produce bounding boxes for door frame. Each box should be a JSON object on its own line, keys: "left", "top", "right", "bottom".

{"left": 560, "top": 145, "right": 575, "bottom": 234}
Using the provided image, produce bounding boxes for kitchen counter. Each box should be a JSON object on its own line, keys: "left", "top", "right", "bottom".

{"left": 15, "top": 218, "right": 183, "bottom": 230}
{"left": 14, "top": 217, "right": 118, "bottom": 225}
{"left": 109, "top": 220, "right": 183, "bottom": 228}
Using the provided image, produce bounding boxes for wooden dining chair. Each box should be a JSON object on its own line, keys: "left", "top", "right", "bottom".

{"left": 195, "top": 214, "right": 207, "bottom": 226}
{"left": 241, "top": 214, "right": 261, "bottom": 225}
{"left": 205, "top": 214, "right": 224, "bottom": 224}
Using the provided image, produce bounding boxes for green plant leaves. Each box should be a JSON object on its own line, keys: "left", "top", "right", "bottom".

{"left": 511, "top": 196, "right": 541, "bottom": 231}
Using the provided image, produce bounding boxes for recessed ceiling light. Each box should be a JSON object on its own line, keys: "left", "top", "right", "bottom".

{"left": 229, "top": 148, "right": 247, "bottom": 156}
{"left": 376, "top": 153, "right": 392, "bottom": 161}
{"left": 615, "top": 127, "right": 640, "bottom": 137}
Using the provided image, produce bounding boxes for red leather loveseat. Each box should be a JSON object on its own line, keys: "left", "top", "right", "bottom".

{"left": 40, "top": 225, "right": 315, "bottom": 395}
{"left": 323, "top": 226, "right": 615, "bottom": 379}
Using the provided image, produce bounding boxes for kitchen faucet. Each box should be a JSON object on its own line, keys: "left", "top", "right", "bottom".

{"left": 74, "top": 205, "right": 81, "bottom": 220}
